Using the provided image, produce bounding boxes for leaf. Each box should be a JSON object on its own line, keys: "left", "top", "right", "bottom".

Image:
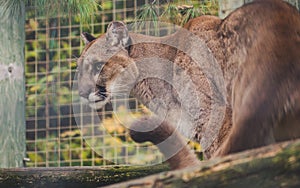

{"left": 29, "top": 85, "right": 41, "bottom": 92}
{"left": 102, "top": 1, "right": 112, "bottom": 10}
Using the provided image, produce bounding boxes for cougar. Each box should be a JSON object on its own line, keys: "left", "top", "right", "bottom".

{"left": 77, "top": 0, "right": 300, "bottom": 169}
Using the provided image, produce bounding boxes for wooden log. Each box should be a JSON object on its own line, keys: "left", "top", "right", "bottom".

{"left": 105, "top": 139, "right": 300, "bottom": 188}
{"left": 1, "top": 140, "right": 300, "bottom": 187}
{"left": 0, "top": 164, "right": 168, "bottom": 187}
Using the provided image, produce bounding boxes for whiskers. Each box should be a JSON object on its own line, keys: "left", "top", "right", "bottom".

{"left": 101, "top": 90, "right": 129, "bottom": 97}
{"left": 72, "top": 55, "right": 79, "bottom": 59}
{"left": 94, "top": 83, "right": 134, "bottom": 103}
{"left": 110, "top": 83, "right": 133, "bottom": 93}
{"left": 72, "top": 55, "right": 80, "bottom": 61}
{"left": 99, "top": 84, "right": 132, "bottom": 98}
{"left": 97, "top": 91, "right": 108, "bottom": 98}
{"left": 97, "top": 90, "right": 128, "bottom": 98}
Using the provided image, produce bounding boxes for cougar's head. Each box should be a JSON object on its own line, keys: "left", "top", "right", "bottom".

{"left": 77, "top": 21, "right": 138, "bottom": 110}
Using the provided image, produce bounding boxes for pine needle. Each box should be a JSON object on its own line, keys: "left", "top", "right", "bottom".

{"left": 133, "top": 1, "right": 219, "bottom": 34}
{"left": 135, "top": 3, "right": 159, "bottom": 36}
{"left": 161, "top": 4, "right": 180, "bottom": 24}
{"left": 26, "top": 0, "right": 101, "bottom": 23}
{"left": 0, "top": 0, "right": 101, "bottom": 23}
{"left": 181, "top": 6, "right": 202, "bottom": 25}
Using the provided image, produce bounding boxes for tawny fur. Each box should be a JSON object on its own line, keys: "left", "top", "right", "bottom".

{"left": 130, "top": 117, "right": 200, "bottom": 170}
{"left": 77, "top": 0, "right": 300, "bottom": 169}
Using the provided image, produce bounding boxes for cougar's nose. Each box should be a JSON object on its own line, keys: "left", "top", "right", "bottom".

{"left": 97, "top": 85, "right": 107, "bottom": 98}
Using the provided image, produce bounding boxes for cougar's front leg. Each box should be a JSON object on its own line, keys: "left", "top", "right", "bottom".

{"left": 130, "top": 117, "right": 200, "bottom": 170}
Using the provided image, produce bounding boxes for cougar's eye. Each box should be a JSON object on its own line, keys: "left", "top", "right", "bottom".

{"left": 94, "top": 61, "right": 105, "bottom": 72}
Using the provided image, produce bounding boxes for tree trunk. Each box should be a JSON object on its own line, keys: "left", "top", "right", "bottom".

{"left": 0, "top": 1, "right": 26, "bottom": 168}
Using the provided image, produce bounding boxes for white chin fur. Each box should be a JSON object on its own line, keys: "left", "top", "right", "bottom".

{"left": 80, "top": 93, "right": 110, "bottom": 110}
{"left": 89, "top": 92, "right": 110, "bottom": 110}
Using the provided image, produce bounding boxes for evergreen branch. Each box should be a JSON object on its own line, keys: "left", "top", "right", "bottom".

{"left": 134, "top": 3, "right": 159, "bottom": 36}
{"left": 0, "top": 0, "right": 101, "bottom": 22}
{"left": 25, "top": 0, "right": 101, "bottom": 22}
{"left": 181, "top": 6, "right": 202, "bottom": 25}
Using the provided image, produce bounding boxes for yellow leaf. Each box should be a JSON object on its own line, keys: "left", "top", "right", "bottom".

{"left": 29, "top": 85, "right": 41, "bottom": 92}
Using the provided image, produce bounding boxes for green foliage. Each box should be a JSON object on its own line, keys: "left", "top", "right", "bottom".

{"left": 25, "top": 0, "right": 101, "bottom": 22}
{"left": 161, "top": 4, "right": 180, "bottom": 24}
{"left": 135, "top": 3, "right": 160, "bottom": 35}
{"left": 25, "top": 14, "right": 82, "bottom": 116}
{"left": 102, "top": 1, "right": 113, "bottom": 10}
{"left": 135, "top": 0, "right": 219, "bottom": 35}
{"left": 26, "top": 106, "right": 161, "bottom": 167}
{"left": 180, "top": 5, "right": 202, "bottom": 25}
{"left": 0, "top": 0, "right": 101, "bottom": 22}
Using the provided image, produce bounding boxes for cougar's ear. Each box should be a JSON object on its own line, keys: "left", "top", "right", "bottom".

{"left": 81, "top": 32, "right": 96, "bottom": 45}
{"left": 106, "top": 21, "right": 130, "bottom": 48}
